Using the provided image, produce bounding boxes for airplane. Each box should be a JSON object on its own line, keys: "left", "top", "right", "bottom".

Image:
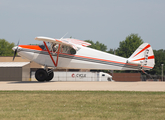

{"left": 12, "top": 36, "right": 155, "bottom": 82}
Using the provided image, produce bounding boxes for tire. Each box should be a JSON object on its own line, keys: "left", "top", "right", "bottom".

{"left": 46, "top": 71, "right": 54, "bottom": 82}
{"left": 35, "top": 69, "right": 48, "bottom": 82}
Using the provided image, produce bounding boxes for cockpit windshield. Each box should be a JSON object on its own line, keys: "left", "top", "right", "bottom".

{"left": 38, "top": 42, "right": 51, "bottom": 51}
{"left": 39, "top": 44, "right": 46, "bottom": 50}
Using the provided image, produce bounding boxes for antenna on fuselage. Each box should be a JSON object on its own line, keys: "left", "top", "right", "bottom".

{"left": 60, "top": 32, "right": 68, "bottom": 39}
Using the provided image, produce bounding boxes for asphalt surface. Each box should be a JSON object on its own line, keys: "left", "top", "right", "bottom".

{"left": 0, "top": 81, "right": 165, "bottom": 91}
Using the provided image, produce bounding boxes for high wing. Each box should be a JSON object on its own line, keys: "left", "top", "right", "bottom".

{"left": 35, "top": 36, "right": 91, "bottom": 50}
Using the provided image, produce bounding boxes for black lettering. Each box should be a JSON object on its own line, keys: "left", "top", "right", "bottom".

{"left": 75, "top": 74, "right": 86, "bottom": 79}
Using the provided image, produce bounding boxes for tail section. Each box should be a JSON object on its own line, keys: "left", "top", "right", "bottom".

{"left": 127, "top": 43, "right": 155, "bottom": 70}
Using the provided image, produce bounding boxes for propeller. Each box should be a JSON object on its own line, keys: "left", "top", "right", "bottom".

{"left": 13, "top": 41, "right": 19, "bottom": 61}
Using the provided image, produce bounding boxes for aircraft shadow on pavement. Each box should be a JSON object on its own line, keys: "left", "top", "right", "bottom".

{"left": 8, "top": 81, "right": 56, "bottom": 84}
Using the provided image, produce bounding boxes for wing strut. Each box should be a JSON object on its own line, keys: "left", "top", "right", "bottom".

{"left": 43, "top": 41, "right": 60, "bottom": 67}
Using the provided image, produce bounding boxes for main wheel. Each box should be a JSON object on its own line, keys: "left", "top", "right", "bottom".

{"left": 46, "top": 70, "right": 54, "bottom": 82}
{"left": 35, "top": 69, "right": 48, "bottom": 82}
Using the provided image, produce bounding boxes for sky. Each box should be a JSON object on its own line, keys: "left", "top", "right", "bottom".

{"left": 0, "top": 0, "right": 165, "bottom": 50}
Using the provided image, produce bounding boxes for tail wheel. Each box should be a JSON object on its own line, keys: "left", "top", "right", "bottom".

{"left": 46, "top": 69, "right": 54, "bottom": 82}
{"left": 35, "top": 69, "right": 48, "bottom": 82}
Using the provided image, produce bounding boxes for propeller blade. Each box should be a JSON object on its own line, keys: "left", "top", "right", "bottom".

{"left": 13, "top": 48, "right": 17, "bottom": 61}
{"left": 13, "top": 40, "right": 20, "bottom": 61}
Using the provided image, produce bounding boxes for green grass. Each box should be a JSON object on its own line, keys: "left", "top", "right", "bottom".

{"left": 0, "top": 91, "right": 165, "bottom": 120}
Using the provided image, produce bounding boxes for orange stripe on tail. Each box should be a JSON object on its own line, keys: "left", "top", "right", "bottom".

{"left": 133, "top": 44, "right": 150, "bottom": 58}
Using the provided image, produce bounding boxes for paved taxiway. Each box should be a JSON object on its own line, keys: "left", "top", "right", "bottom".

{"left": 0, "top": 81, "right": 165, "bottom": 91}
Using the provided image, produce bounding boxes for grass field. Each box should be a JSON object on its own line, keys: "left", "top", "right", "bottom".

{"left": 0, "top": 91, "right": 165, "bottom": 120}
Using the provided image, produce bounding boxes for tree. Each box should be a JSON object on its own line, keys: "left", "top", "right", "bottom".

{"left": 114, "top": 34, "right": 144, "bottom": 73}
{"left": 0, "top": 39, "right": 15, "bottom": 56}
{"left": 116, "top": 34, "right": 144, "bottom": 58}
{"left": 85, "top": 40, "right": 107, "bottom": 52}
{"left": 107, "top": 48, "right": 116, "bottom": 54}
{"left": 148, "top": 49, "right": 165, "bottom": 75}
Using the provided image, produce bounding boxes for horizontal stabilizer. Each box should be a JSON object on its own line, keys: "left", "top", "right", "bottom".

{"left": 127, "top": 60, "right": 141, "bottom": 65}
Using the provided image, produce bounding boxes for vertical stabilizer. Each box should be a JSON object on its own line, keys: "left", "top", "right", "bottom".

{"left": 127, "top": 43, "right": 155, "bottom": 70}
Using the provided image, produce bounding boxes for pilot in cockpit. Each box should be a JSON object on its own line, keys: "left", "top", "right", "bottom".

{"left": 52, "top": 44, "right": 58, "bottom": 52}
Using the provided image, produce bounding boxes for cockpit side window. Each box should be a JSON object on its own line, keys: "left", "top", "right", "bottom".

{"left": 60, "top": 45, "right": 76, "bottom": 55}
{"left": 61, "top": 45, "right": 70, "bottom": 54}
{"left": 39, "top": 43, "right": 76, "bottom": 55}
{"left": 70, "top": 48, "right": 76, "bottom": 55}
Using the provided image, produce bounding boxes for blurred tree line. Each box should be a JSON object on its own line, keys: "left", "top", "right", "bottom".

{"left": 0, "top": 34, "right": 165, "bottom": 75}
{"left": 0, "top": 39, "right": 15, "bottom": 56}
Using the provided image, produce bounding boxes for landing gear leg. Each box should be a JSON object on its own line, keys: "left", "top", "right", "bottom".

{"left": 141, "top": 69, "right": 153, "bottom": 80}
{"left": 46, "top": 69, "right": 54, "bottom": 82}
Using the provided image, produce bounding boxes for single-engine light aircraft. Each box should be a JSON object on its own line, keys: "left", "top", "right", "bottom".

{"left": 12, "top": 36, "right": 155, "bottom": 82}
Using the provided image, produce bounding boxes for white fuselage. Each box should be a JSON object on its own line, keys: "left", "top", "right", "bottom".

{"left": 16, "top": 44, "right": 144, "bottom": 70}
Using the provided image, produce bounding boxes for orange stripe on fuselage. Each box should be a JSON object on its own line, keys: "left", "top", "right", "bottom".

{"left": 18, "top": 45, "right": 138, "bottom": 66}
{"left": 19, "top": 45, "right": 42, "bottom": 51}
{"left": 60, "top": 53, "right": 139, "bottom": 66}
